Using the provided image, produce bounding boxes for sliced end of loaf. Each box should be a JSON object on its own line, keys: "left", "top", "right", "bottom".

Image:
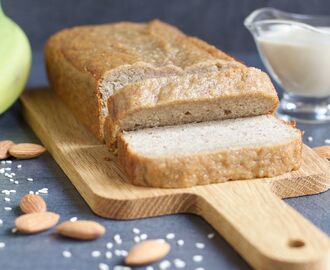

{"left": 118, "top": 115, "right": 302, "bottom": 188}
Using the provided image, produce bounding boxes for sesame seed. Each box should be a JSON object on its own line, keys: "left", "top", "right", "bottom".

{"left": 159, "top": 260, "right": 171, "bottom": 269}
{"left": 114, "top": 234, "right": 122, "bottom": 244}
{"left": 29, "top": 191, "right": 34, "bottom": 194}
{"left": 0, "top": 242, "right": 5, "bottom": 248}
{"left": 325, "top": 139, "right": 330, "bottom": 144}
{"left": 193, "top": 255, "right": 203, "bottom": 262}
{"left": 17, "top": 165, "right": 22, "bottom": 169}
{"left": 207, "top": 233, "right": 215, "bottom": 239}
{"left": 177, "top": 239, "right": 184, "bottom": 246}
{"left": 105, "top": 251, "right": 112, "bottom": 259}
{"left": 14, "top": 181, "right": 19, "bottom": 185}
{"left": 113, "top": 266, "right": 131, "bottom": 270}
{"left": 5, "top": 168, "right": 11, "bottom": 171}
{"left": 106, "top": 242, "right": 113, "bottom": 249}
{"left": 98, "top": 263, "right": 109, "bottom": 270}
{"left": 0, "top": 168, "right": 4, "bottom": 173}
{"left": 195, "top": 243, "right": 205, "bottom": 249}
{"left": 195, "top": 268, "right": 205, "bottom": 270}
{"left": 62, "top": 250, "right": 72, "bottom": 258}
{"left": 27, "top": 178, "right": 34, "bottom": 182}
{"left": 4, "top": 207, "right": 12, "bottom": 211}
{"left": 69, "top": 217, "right": 78, "bottom": 222}
{"left": 1, "top": 161, "right": 5, "bottom": 164}
{"left": 6, "top": 160, "right": 12, "bottom": 164}
{"left": 9, "top": 179, "right": 14, "bottom": 182}
{"left": 140, "top": 233, "right": 148, "bottom": 240}
{"left": 11, "top": 228, "right": 17, "bottom": 234}
{"left": 9, "top": 190, "right": 16, "bottom": 193}
{"left": 0, "top": 219, "right": 3, "bottom": 225}
{"left": 132, "top": 228, "right": 140, "bottom": 234}
{"left": 4, "top": 197, "right": 10, "bottom": 202}
{"left": 91, "top": 250, "right": 102, "bottom": 257}
{"left": 134, "top": 236, "right": 140, "bottom": 243}
{"left": 146, "top": 267, "right": 154, "bottom": 270}
{"left": 166, "top": 233, "right": 175, "bottom": 240}
{"left": 173, "top": 258, "right": 186, "bottom": 268}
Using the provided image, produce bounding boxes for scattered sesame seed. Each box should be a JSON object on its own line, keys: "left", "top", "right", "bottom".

{"left": 114, "top": 249, "right": 127, "bottom": 256}
{"left": 0, "top": 168, "right": 4, "bottom": 173}
{"left": 29, "top": 191, "right": 34, "bottom": 194}
{"left": 173, "top": 258, "right": 186, "bottom": 268}
{"left": 17, "top": 165, "right": 22, "bottom": 169}
{"left": 159, "top": 260, "right": 171, "bottom": 269}
{"left": 5, "top": 167, "right": 11, "bottom": 171}
{"left": 146, "top": 267, "right": 154, "bottom": 270}
{"left": 4, "top": 207, "right": 12, "bottom": 211}
{"left": 11, "top": 173, "right": 15, "bottom": 176}
{"left": 105, "top": 251, "right": 112, "bottom": 259}
{"left": 0, "top": 219, "right": 3, "bottom": 225}
{"left": 193, "top": 255, "right": 203, "bottom": 262}
{"left": 114, "top": 234, "right": 122, "bottom": 245}
{"left": 9, "top": 190, "right": 16, "bottom": 193}
{"left": 1, "top": 161, "right": 5, "bottom": 164}
{"left": 113, "top": 266, "right": 131, "bottom": 270}
{"left": 325, "top": 139, "right": 330, "bottom": 144}
{"left": 106, "top": 242, "right": 113, "bottom": 249}
{"left": 9, "top": 179, "right": 14, "bottom": 183}
{"left": 4, "top": 197, "right": 10, "bottom": 202}
{"left": 11, "top": 228, "right": 17, "bottom": 234}
{"left": 177, "top": 239, "right": 184, "bottom": 246}
{"left": 98, "top": 263, "right": 109, "bottom": 270}
{"left": 134, "top": 236, "right": 140, "bottom": 243}
{"left": 35, "top": 192, "right": 39, "bottom": 195}
{"left": 27, "top": 178, "right": 34, "bottom": 182}
{"left": 69, "top": 217, "right": 78, "bottom": 222}
{"left": 6, "top": 160, "right": 12, "bottom": 164}
{"left": 195, "top": 268, "right": 205, "bottom": 270}
{"left": 62, "top": 250, "right": 72, "bottom": 258}
{"left": 14, "top": 181, "right": 19, "bottom": 184}
{"left": 132, "top": 228, "right": 140, "bottom": 234}
{"left": 140, "top": 233, "right": 148, "bottom": 240}
{"left": 195, "top": 243, "right": 205, "bottom": 249}
{"left": 0, "top": 242, "right": 5, "bottom": 249}
{"left": 91, "top": 250, "right": 102, "bottom": 257}
{"left": 207, "top": 233, "right": 215, "bottom": 239}
{"left": 166, "top": 233, "right": 175, "bottom": 240}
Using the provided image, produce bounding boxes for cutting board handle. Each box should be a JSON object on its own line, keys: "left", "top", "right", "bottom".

{"left": 196, "top": 181, "right": 330, "bottom": 270}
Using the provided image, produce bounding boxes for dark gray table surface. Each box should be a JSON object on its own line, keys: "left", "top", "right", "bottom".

{"left": 0, "top": 52, "right": 329, "bottom": 270}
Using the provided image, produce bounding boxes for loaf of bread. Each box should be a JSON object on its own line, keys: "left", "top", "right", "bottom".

{"left": 45, "top": 20, "right": 241, "bottom": 141}
{"left": 118, "top": 115, "right": 302, "bottom": 188}
{"left": 105, "top": 67, "right": 278, "bottom": 148}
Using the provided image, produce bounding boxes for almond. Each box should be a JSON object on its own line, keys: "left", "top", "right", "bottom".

{"left": 55, "top": 220, "right": 105, "bottom": 240}
{"left": 15, "top": 212, "right": 60, "bottom": 234}
{"left": 9, "top": 143, "right": 46, "bottom": 159}
{"left": 0, "top": 140, "right": 15, "bottom": 160}
{"left": 125, "top": 240, "right": 171, "bottom": 266}
{"left": 20, "top": 194, "right": 47, "bottom": 214}
{"left": 313, "top": 146, "right": 330, "bottom": 160}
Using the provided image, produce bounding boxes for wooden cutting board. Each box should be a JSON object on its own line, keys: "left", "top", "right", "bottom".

{"left": 21, "top": 89, "right": 330, "bottom": 270}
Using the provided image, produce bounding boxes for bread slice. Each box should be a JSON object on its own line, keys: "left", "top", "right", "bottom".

{"left": 45, "top": 19, "right": 241, "bottom": 141}
{"left": 118, "top": 115, "right": 302, "bottom": 188}
{"left": 105, "top": 67, "right": 278, "bottom": 148}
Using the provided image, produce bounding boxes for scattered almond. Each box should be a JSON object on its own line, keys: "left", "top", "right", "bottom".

{"left": 9, "top": 143, "right": 46, "bottom": 159}
{"left": 125, "top": 240, "right": 171, "bottom": 266}
{"left": 55, "top": 220, "right": 105, "bottom": 240}
{"left": 20, "top": 194, "right": 47, "bottom": 214}
{"left": 15, "top": 212, "right": 60, "bottom": 234}
{"left": 313, "top": 146, "right": 330, "bottom": 160}
{"left": 0, "top": 140, "right": 15, "bottom": 160}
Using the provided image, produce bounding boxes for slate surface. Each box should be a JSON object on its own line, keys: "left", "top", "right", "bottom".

{"left": 0, "top": 52, "right": 329, "bottom": 270}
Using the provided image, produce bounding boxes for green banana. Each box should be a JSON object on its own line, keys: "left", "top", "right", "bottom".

{"left": 0, "top": 3, "right": 31, "bottom": 114}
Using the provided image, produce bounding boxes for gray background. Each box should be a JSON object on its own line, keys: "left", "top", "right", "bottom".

{"left": 2, "top": 0, "right": 330, "bottom": 52}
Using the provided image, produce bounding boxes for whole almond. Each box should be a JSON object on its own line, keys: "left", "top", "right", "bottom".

{"left": 0, "top": 140, "right": 15, "bottom": 160}
{"left": 9, "top": 143, "right": 46, "bottom": 159}
{"left": 313, "top": 146, "right": 330, "bottom": 160}
{"left": 125, "top": 240, "right": 171, "bottom": 266}
{"left": 55, "top": 220, "right": 105, "bottom": 240}
{"left": 15, "top": 212, "right": 60, "bottom": 234}
{"left": 20, "top": 194, "right": 47, "bottom": 214}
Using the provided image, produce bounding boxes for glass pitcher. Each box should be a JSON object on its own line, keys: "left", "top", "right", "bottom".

{"left": 245, "top": 8, "right": 330, "bottom": 123}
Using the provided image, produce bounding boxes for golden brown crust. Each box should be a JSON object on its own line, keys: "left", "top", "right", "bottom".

{"left": 118, "top": 133, "right": 302, "bottom": 188}
{"left": 45, "top": 20, "right": 246, "bottom": 140}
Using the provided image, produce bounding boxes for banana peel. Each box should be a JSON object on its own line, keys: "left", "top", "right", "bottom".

{"left": 0, "top": 4, "right": 31, "bottom": 114}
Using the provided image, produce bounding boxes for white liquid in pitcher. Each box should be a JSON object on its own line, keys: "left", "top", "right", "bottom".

{"left": 257, "top": 25, "right": 330, "bottom": 97}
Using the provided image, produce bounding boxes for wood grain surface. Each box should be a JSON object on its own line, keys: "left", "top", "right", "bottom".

{"left": 21, "top": 89, "right": 330, "bottom": 270}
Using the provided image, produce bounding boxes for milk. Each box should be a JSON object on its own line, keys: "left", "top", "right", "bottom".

{"left": 256, "top": 25, "right": 330, "bottom": 97}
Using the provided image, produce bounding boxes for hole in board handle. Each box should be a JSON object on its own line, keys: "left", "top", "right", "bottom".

{"left": 288, "top": 239, "right": 305, "bottom": 248}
